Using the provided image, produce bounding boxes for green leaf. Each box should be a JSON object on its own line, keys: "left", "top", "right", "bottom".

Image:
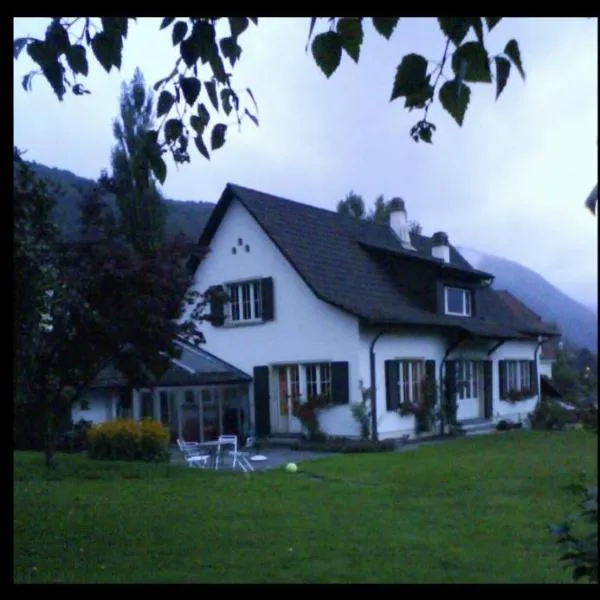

{"left": 160, "top": 18, "right": 176, "bottom": 30}
{"left": 205, "top": 80, "right": 218, "bottom": 111}
{"left": 311, "top": 31, "right": 342, "bottom": 78}
{"left": 101, "top": 18, "right": 128, "bottom": 39}
{"left": 165, "top": 118, "right": 183, "bottom": 143}
{"left": 149, "top": 154, "right": 167, "bottom": 184}
{"left": 197, "top": 103, "right": 211, "bottom": 127}
{"left": 371, "top": 17, "right": 399, "bottom": 40}
{"left": 91, "top": 31, "right": 122, "bottom": 72}
{"left": 190, "top": 115, "right": 206, "bottom": 134}
{"left": 220, "top": 36, "right": 242, "bottom": 67}
{"left": 208, "top": 53, "right": 227, "bottom": 84}
{"left": 494, "top": 56, "right": 511, "bottom": 99}
{"left": 248, "top": 17, "right": 258, "bottom": 25}
{"left": 470, "top": 18, "right": 483, "bottom": 43}
{"left": 504, "top": 39, "right": 525, "bottom": 80}
{"left": 451, "top": 42, "right": 491, "bottom": 83}
{"left": 228, "top": 17, "right": 249, "bottom": 39}
{"left": 14, "top": 37, "right": 31, "bottom": 59}
{"left": 45, "top": 21, "right": 70, "bottom": 54}
{"left": 65, "top": 44, "right": 88, "bottom": 76}
{"left": 27, "top": 40, "right": 66, "bottom": 100}
{"left": 336, "top": 18, "right": 363, "bottom": 63}
{"left": 390, "top": 53, "right": 429, "bottom": 101}
{"left": 220, "top": 89, "right": 233, "bottom": 116}
{"left": 194, "top": 134, "right": 210, "bottom": 160}
{"left": 26, "top": 40, "right": 53, "bottom": 66}
{"left": 157, "top": 90, "right": 174, "bottom": 117}
{"left": 245, "top": 108, "right": 259, "bottom": 127}
{"left": 439, "top": 79, "right": 471, "bottom": 126}
{"left": 179, "top": 77, "right": 201, "bottom": 106}
{"left": 437, "top": 17, "right": 471, "bottom": 47}
{"left": 172, "top": 21, "right": 188, "bottom": 46}
{"left": 211, "top": 123, "right": 227, "bottom": 150}
{"left": 180, "top": 21, "right": 217, "bottom": 68}
{"left": 485, "top": 18, "right": 502, "bottom": 31}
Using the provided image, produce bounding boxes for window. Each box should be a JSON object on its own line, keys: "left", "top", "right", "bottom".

{"left": 444, "top": 286, "right": 472, "bottom": 316}
{"left": 278, "top": 365, "right": 300, "bottom": 416}
{"left": 397, "top": 360, "right": 425, "bottom": 405}
{"left": 228, "top": 280, "right": 262, "bottom": 323}
{"left": 500, "top": 360, "right": 536, "bottom": 399}
{"left": 455, "top": 360, "right": 483, "bottom": 399}
{"left": 305, "top": 363, "right": 331, "bottom": 400}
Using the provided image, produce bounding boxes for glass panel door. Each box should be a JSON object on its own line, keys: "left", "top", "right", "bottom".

{"left": 201, "top": 388, "right": 221, "bottom": 441}
{"left": 181, "top": 389, "right": 200, "bottom": 442}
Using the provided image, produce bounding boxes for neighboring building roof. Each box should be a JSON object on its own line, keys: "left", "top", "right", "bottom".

{"left": 193, "top": 183, "right": 555, "bottom": 341}
{"left": 91, "top": 343, "right": 251, "bottom": 389}
{"left": 541, "top": 375, "right": 563, "bottom": 399}
{"left": 540, "top": 336, "right": 562, "bottom": 361}
{"left": 493, "top": 290, "right": 558, "bottom": 337}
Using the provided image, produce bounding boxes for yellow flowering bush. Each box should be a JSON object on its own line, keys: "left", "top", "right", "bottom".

{"left": 87, "top": 418, "right": 170, "bottom": 462}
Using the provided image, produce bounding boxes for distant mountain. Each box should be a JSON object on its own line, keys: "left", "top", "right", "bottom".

{"left": 25, "top": 161, "right": 214, "bottom": 243}
{"left": 458, "top": 247, "right": 597, "bottom": 352}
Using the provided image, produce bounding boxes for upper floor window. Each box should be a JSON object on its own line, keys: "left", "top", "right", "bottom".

{"left": 444, "top": 286, "right": 472, "bottom": 317}
{"left": 228, "top": 280, "right": 262, "bottom": 323}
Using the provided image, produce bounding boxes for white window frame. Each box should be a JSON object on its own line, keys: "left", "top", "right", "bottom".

{"left": 444, "top": 286, "right": 472, "bottom": 317}
{"left": 276, "top": 362, "right": 333, "bottom": 413}
{"left": 455, "top": 360, "right": 482, "bottom": 399}
{"left": 227, "top": 279, "right": 262, "bottom": 323}
{"left": 397, "top": 359, "right": 425, "bottom": 405}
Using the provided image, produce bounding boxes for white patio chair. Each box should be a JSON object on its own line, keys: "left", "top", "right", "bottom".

{"left": 177, "top": 438, "right": 212, "bottom": 469}
{"left": 215, "top": 435, "right": 254, "bottom": 472}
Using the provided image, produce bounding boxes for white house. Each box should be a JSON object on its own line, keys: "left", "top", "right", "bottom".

{"left": 176, "top": 184, "right": 559, "bottom": 441}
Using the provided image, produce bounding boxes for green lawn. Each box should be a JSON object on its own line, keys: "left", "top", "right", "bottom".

{"left": 14, "top": 431, "right": 597, "bottom": 583}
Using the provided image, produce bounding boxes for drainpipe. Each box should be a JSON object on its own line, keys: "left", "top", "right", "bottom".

{"left": 369, "top": 331, "right": 387, "bottom": 441}
{"left": 534, "top": 336, "right": 547, "bottom": 399}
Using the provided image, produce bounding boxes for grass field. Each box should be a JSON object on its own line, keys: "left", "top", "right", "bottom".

{"left": 13, "top": 430, "right": 597, "bottom": 583}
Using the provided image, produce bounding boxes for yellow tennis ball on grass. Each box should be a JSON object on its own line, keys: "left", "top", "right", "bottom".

{"left": 286, "top": 462, "right": 298, "bottom": 473}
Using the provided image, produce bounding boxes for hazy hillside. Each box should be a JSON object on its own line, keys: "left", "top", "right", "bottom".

{"left": 459, "top": 247, "right": 597, "bottom": 352}
{"left": 26, "top": 162, "right": 214, "bottom": 242}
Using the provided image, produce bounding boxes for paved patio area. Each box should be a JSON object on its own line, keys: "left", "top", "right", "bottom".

{"left": 170, "top": 445, "right": 333, "bottom": 472}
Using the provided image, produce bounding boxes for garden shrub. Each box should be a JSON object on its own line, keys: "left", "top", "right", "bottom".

{"left": 528, "top": 399, "right": 578, "bottom": 431}
{"left": 87, "top": 418, "right": 170, "bottom": 462}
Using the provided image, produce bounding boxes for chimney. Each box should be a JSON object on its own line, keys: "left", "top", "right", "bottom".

{"left": 431, "top": 231, "right": 450, "bottom": 263}
{"left": 388, "top": 197, "right": 415, "bottom": 250}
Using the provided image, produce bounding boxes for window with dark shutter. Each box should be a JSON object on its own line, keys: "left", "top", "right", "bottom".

{"left": 385, "top": 360, "right": 400, "bottom": 411}
{"left": 498, "top": 360, "right": 506, "bottom": 399}
{"left": 208, "top": 285, "right": 225, "bottom": 327}
{"left": 253, "top": 366, "right": 271, "bottom": 436}
{"left": 444, "top": 360, "right": 457, "bottom": 402}
{"left": 330, "top": 362, "right": 349, "bottom": 405}
{"left": 483, "top": 360, "right": 493, "bottom": 419}
{"left": 425, "top": 360, "right": 436, "bottom": 404}
{"left": 529, "top": 360, "right": 538, "bottom": 396}
{"left": 261, "top": 277, "right": 274, "bottom": 322}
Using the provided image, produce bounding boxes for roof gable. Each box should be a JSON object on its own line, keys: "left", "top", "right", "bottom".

{"left": 193, "top": 183, "right": 553, "bottom": 340}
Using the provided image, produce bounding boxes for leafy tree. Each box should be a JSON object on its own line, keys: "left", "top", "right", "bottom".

{"left": 13, "top": 152, "right": 208, "bottom": 467}
{"left": 552, "top": 347, "right": 581, "bottom": 402}
{"left": 15, "top": 17, "right": 527, "bottom": 184}
{"left": 108, "top": 67, "right": 167, "bottom": 255}
{"left": 337, "top": 191, "right": 423, "bottom": 232}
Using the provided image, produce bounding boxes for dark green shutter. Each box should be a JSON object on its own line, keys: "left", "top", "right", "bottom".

{"left": 385, "top": 360, "right": 400, "bottom": 411}
{"left": 261, "top": 277, "right": 274, "bottom": 322}
{"left": 444, "top": 360, "right": 457, "bottom": 400}
{"left": 424, "top": 360, "right": 436, "bottom": 403}
{"left": 483, "top": 360, "right": 493, "bottom": 419}
{"left": 330, "top": 361, "right": 349, "bottom": 405}
{"left": 529, "top": 360, "right": 538, "bottom": 396}
{"left": 253, "top": 366, "right": 271, "bottom": 436}
{"left": 208, "top": 285, "right": 225, "bottom": 327}
{"left": 498, "top": 360, "right": 506, "bottom": 399}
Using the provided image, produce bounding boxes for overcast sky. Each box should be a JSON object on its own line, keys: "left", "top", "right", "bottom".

{"left": 13, "top": 17, "right": 598, "bottom": 310}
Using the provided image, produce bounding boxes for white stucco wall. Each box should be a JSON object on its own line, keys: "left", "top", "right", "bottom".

{"left": 358, "top": 328, "right": 541, "bottom": 439}
{"left": 71, "top": 390, "right": 115, "bottom": 424}
{"left": 188, "top": 198, "right": 362, "bottom": 437}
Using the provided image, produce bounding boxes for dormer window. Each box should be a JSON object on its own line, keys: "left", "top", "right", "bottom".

{"left": 445, "top": 286, "right": 472, "bottom": 317}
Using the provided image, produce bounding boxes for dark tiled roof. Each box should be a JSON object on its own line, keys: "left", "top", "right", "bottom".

{"left": 195, "top": 183, "right": 551, "bottom": 341}
{"left": 493, "top": 290, "right": 558, "bottom": 336}
{"left": 90, "top": 343, "right": 251, "bottom": 389}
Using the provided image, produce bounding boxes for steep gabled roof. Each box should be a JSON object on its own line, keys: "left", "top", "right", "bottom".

{"left": 493, "top": 290, "right": 558, "bottom": 337}
{"left": 194, "top": 183, "right": 553, "bottom": 340}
